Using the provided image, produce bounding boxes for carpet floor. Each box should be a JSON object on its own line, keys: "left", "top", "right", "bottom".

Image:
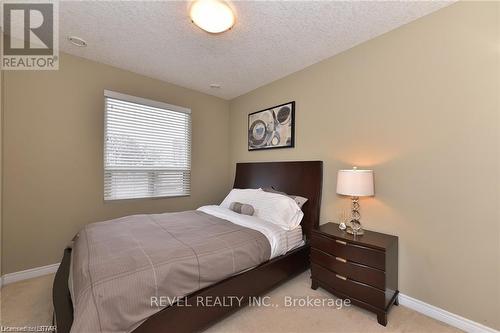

{"left": 0, "top": 271, "right": 461, "bottom": 332}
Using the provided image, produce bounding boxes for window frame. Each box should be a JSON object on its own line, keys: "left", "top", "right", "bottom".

{"left": 103, "top": 90, "right": 192, "bottom": 201}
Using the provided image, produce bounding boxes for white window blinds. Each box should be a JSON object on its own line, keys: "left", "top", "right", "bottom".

{"left": 104, "top": 90, "right": 191, "bottom": 200}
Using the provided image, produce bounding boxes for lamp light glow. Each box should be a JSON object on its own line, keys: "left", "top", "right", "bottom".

{"left": 190, "top": 0, "right": 235, "bottom": 34}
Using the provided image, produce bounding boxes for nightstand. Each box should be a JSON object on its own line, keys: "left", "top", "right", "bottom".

{"left": 310, "top": 223, "right": 398, "bottom": 326}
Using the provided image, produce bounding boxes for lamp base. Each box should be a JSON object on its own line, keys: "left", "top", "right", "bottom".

{"left": 346, "top": 226, "right": 364, "bottom": 236}
{"left": 347, "top": 218, "right": 364, "bottom": 236}
{"left": 348, "top": 198, "right": 364, "bottom": 236}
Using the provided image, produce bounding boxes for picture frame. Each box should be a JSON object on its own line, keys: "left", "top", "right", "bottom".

{"left": 248, "top": 101, "right": 295, "bottom": 151}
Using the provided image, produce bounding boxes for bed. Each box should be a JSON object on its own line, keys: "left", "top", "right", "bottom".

{"left": 53, "top": 161, "right": 323, "bottom": 333}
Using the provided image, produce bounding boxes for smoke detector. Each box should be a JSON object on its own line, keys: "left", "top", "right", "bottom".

{"left": 68, "top": 36, "right": 87, "bottom": 47}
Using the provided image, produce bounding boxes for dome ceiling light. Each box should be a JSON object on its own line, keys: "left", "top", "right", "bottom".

{"left": 189, "top": 0, "right": 235, "bottom": 34}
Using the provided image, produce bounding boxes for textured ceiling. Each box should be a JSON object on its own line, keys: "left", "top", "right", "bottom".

{"left": 57, "top": 1, "right": 452, "bottom": 99}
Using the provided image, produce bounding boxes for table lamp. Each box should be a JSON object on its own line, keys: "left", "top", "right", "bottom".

{"left": 336, "top": 167, "right": 374, "bottom": 235}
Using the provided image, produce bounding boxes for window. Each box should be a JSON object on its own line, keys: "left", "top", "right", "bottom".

{"left": 104, "top": 90, "right": 191, "bottom": 200}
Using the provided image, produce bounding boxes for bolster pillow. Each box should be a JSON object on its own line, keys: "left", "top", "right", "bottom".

{"left": 229, "top": 202, "right": 255, "bottom": 216}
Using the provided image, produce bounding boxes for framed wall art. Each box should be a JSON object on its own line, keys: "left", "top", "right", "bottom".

{"left": 248, "top": 101, "right": 295, "bottom": 151}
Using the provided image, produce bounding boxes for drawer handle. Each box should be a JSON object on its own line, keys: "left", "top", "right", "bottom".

{"left": 335, "top": 257, "right": 347, "bottom": 263}
{"left": 335, "top": 240, "right": 347, "bottom": 245}
{"left": 335, "top": 274, "right": 347, "bottom": 281}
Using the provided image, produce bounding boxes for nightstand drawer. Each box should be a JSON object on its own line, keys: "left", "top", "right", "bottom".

{"left": 311, "top": 263, "right": 385, "bottom": 309}
{"left": 311, "top": 233, "right": 385, "bottom": 270}
{"left": 310, "top": 248, "right": 385, "bottom": 290}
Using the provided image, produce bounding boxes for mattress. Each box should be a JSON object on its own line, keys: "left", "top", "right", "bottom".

{"left": 68, "top": 206, "right": 305, "bottom": 332}
{"left": 69, "top": 210, "right": 271, "bottom": 333}
{"left": 68, "top": 206, "right": 305, "bottom": 298}
{"left": 285, "top": 225, "right": 305, "bottom": 252}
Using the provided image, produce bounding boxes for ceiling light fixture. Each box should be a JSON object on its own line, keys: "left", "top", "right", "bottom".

{"left": 189, "top": 0, "right": 235, "bottom": 34}
{"left": 68, "top": 36, "right": 87, "bottom": 47}
{"left": 210, "top": 83, "right": 221, "bottom": 89}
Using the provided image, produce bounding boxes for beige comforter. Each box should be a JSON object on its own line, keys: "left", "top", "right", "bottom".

{"left": 70, "top": 210, "right": 271, "bottom": 333}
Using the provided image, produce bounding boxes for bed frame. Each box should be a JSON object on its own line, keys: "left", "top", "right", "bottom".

{"left": 53, "top": 161, "right": 323, "bottom": 333}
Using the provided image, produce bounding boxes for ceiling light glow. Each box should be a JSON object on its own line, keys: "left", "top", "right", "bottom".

{"left": 190, "top": 0, "right": 235, "bottom": 34}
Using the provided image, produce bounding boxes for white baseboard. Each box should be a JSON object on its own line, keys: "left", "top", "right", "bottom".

{"left": 0, "top": 264, "right": 497, "bottom": 333}
{"left": 399, "top": 293, "right": 498, "bottom": 333}
{"left": 0, "top": 263, "right": 60, "bottom": 287}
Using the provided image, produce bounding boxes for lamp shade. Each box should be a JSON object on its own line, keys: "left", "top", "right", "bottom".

{"left": 336, "top": 169, "right": 374, "bottom": 197}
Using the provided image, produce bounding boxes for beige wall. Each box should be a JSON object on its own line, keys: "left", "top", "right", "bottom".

{"left": 1, "top": 0, "right": 499, "bottom": 328}
{"left": 2, "top": 53, "right": 230, "bottom": 274}
{"left": 229, "top": 2, "right": 499, "bottom": 329}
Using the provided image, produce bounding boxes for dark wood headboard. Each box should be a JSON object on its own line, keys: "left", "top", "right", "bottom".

{"left": 233, "top": 161, "right": 323, "bottom": 239}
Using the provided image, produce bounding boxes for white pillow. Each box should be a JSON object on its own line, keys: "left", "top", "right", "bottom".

{"left": 220, "top": 188, "right": 303, "bottom": 230}
{"left": 220, "top": 188, "right": 261, "bottom": 208}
